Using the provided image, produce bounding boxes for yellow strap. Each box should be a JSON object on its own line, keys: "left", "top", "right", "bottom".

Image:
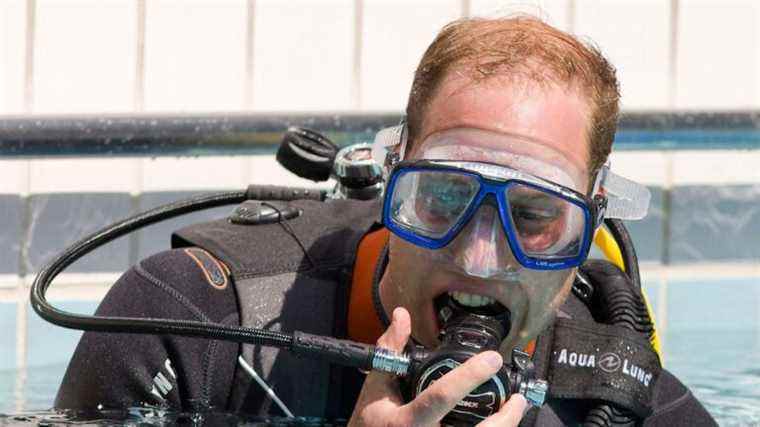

{"left": 593, "top": 228, "right": 663, "bottom": 364}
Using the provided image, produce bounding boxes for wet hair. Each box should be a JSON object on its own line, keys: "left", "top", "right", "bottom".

{"left": 406, "top": 15, "right": 620, "bottom": 177}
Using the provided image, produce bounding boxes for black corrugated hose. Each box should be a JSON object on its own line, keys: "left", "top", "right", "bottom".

{"left": 583, "top": 218, "right": 654, "bottom": 427}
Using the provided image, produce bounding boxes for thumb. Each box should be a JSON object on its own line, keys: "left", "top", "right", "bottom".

{"left": 377, "top": 307, "right": 412, "bottom": 352}
{"left": 359, "top": 307, "right": 412, "bottom": 403}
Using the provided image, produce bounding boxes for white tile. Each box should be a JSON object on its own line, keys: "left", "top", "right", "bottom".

{"left": 0, "top": 0, "right": 26, "bottom": 114}
{"left": 0, "top": 160, "right": 28, "bottom": 195}
{"left": 575, "top": 0, "right": 671, "bottom": 110}
{"left": 29, "top": 158, "right": 138, "bottom": 193}
{"left": 671, "top": 150, "right": 760, "bottom": 185}
{"left": 251, "top": 0, "right": 353, "bottom": 111}
{"left": 143, "top": 0, "right": 247, "bottom": 112}
{"left": 141, "top": 156, "right": 248, "bottom": 191}
{"left": 360, "top": 0, "right": 461, "bottom": 111}
{"left": 0, "top": 274, "right": 21, "bottom": 290}
{"left": 469, "top": 0, "right": 570, "bottom": 30}
{"left": 608, "top": 150, "right": 668, "bottom": 186}
{"left": 33, "top": 0, "right": 136, "bottom": 113}
{"left": 676, "top": 0, "right": 758, "bottom": 109}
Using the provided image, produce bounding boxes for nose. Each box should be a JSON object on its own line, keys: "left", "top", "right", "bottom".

{"left": 447, "top": 200, "right": 520, "bottom": 279}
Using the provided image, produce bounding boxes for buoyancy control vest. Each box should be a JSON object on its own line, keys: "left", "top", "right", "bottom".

{"left": 172, "top": 198, "right": 382, "bottom": 417}
{"left": 171, "top": 198, "right": 662, "bottom": 423}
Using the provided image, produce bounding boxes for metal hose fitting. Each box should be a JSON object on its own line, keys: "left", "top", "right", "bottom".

{"left": 371, "top": 348, "right": 410, "bottom": 376}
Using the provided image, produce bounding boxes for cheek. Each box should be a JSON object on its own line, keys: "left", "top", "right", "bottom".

{"left": 538, "top": 270, "right": 574, "bottom": 301}
{"left": 388, "top": 237, "right": 429, "bottom": 300}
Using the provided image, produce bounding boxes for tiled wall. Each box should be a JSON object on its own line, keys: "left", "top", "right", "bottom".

{"left": 2, "top": 0, "right": 760, "bottom": 115}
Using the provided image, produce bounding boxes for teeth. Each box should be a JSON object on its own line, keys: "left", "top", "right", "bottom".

{"left": 449, "top": 291, "right": 495, "bottom": 307}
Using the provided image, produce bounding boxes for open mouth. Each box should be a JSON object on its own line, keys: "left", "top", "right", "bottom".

{"left": 434, "top": 292, "right": 511, "bottom": 330}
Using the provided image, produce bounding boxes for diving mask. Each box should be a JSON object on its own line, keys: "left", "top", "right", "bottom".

{"left": 383, "top": 159, "right": 602, "bottom": 270}
{"left": 374, "top": 125, "right": 650, "bottom": 271}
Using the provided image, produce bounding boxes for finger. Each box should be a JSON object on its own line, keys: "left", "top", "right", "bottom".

{"left": 476, "top": 394, "right": 528, "bottom": 427}
{"left": 403, "top": 351, "right": 503, "bottom": 424}
{"left": 359, "top": 307, "right": 412, "bottom": 403}
{"left": 376, "top": 307, "right": 411, "bottom": 352}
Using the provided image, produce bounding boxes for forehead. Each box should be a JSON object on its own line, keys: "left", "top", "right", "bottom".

{"left": 417, "top": 129, "right": 585, "bottom": 191}
{"left": 413, "top": 72, "right": 592, "bottom": 182}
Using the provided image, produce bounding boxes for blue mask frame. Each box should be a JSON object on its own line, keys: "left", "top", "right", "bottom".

{"left": 382, "top": 160, "right": 605, "bottom": 270}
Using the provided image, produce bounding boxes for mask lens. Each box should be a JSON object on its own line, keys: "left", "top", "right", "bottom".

{"left": 389, "top": 169, "right": 480, "bottom": 239}
{"left": 505, "top": 183, "right": 585, "bottom": 259}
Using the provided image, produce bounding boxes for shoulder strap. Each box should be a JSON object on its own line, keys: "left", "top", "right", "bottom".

{"left": 347, "top": 228, "right": 389, "bottom": 344}
{"left": 543, "top": 318, "right": 661, "bottom": 418}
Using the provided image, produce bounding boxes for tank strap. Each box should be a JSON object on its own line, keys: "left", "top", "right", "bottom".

{"left": 542, "top": 318, "right": 661, "bottom": 418}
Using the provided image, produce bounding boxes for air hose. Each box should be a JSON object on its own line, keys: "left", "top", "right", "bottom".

{"left": 32, "top": 188, "right": 287, "bottom": 346}
{"left": 29, "top": 185, "right": 394, "bottom": 371}
{"left": 29, "top": 183, "right": 540, "bottom": 401}
{"left": 596, "top": 220, "right": 662, "bottom": 358}
{"left": 583, "top": 219, "right": 658, "bottom": 427}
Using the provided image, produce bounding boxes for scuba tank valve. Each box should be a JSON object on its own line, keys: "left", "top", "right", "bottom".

{"left": 276, "top": 127, "right": 384, "bottom": 200}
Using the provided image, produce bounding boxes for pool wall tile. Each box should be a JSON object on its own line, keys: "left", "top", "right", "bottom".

{"left": 641, "top": 278, "right": 662, "bottom": 321}
{"left": 26, "top": 193, "right": 132, "bottom": 274}
{"left": 0, "top": 195, "right": 22, "bottom": 274}
{"left": 0, "top": 303, "right": 17, "bottom": 370}
{"left": 624, "top": 186, "right": 664, "bottom": 262}
{"left": 26, "top": 301, "right": 97, "bottom": 369}
{"left": 575, "top": 0, "right": 671, "bottom": 109}
{"left": 361, "top": 0, "right": 460, "bottom": 111}
{"left": 669, "top": 185, "right": 760, "bottom": 263}
{"left": 34, "top": 0, "right": 136, "bottom": 113}
{"left": 143, "top": 0, "right": 246, "bottom": 111}
{"left": 253, "top": 0, "right": 353, "bottom": 111}
{"left": 0, "top": 0, "right": 26, "bottom": 114}
{"left": 676, "top": 0, "right": 758, "bottom": 109}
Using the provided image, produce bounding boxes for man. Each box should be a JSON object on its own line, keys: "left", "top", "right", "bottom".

{"left": 57, "top": 16, "right": 715, "bottom": 426}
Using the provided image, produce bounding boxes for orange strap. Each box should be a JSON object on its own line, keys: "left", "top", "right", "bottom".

{"left": 347, "top": 227, "right": 536, "bottom": 356}
{"left": 347, "top": 228, "right": 389, "bottom": 344}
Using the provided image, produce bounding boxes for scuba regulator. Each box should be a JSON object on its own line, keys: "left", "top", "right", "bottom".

{"left": 276, "top": 126, "right": 384, "bottom": 200}
{"left": 30, "top": 126, "right": 656, "bottom": 425}
{"left": 406, "top": 300, "right": 548, "bottom": 423}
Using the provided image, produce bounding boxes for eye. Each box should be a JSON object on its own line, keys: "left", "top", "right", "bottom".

{"left": 511, "top": 203, "right": 562, "bottom": 234}
{"left": 419, "top": 176, "right": 476, "bottom": 218}
{"left": 506, "top": 185, "right": 569, "bottom": 253}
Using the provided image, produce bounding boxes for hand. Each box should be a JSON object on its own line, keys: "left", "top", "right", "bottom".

{"left": 348, "top": 307, "right": 528, "bottom": 427}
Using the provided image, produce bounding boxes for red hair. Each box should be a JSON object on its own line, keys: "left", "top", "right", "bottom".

{"left": 406, "top": 15, "right": 620, "bottom": 175}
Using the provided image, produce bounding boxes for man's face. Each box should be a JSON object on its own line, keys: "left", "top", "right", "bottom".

{"left": 379, "top": 73, "right": 592, "bottom": 353}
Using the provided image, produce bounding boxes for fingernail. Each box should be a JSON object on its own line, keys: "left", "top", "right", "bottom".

{"left": 483, "top": 351, "right": 503, "bottom": 369}
{"left": 392, "top": 307, "right": 403, "bottom": 322}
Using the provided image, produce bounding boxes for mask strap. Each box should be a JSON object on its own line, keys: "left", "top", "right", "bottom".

{"left": 591, "top": 162, "right": 609, "bottom": 196}
{"left": 397, "top": 120, "right": 409, "bottom": 161}
{"left": 371, "top": 119, "right": 409, "bottom": 172}
{"left": 594, "top": 161, "right": 651, "bottom": 221}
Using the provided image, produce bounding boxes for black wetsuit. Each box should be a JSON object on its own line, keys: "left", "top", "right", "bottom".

{"left": 56, "top": 199, "right": 717, "bottom": 426}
